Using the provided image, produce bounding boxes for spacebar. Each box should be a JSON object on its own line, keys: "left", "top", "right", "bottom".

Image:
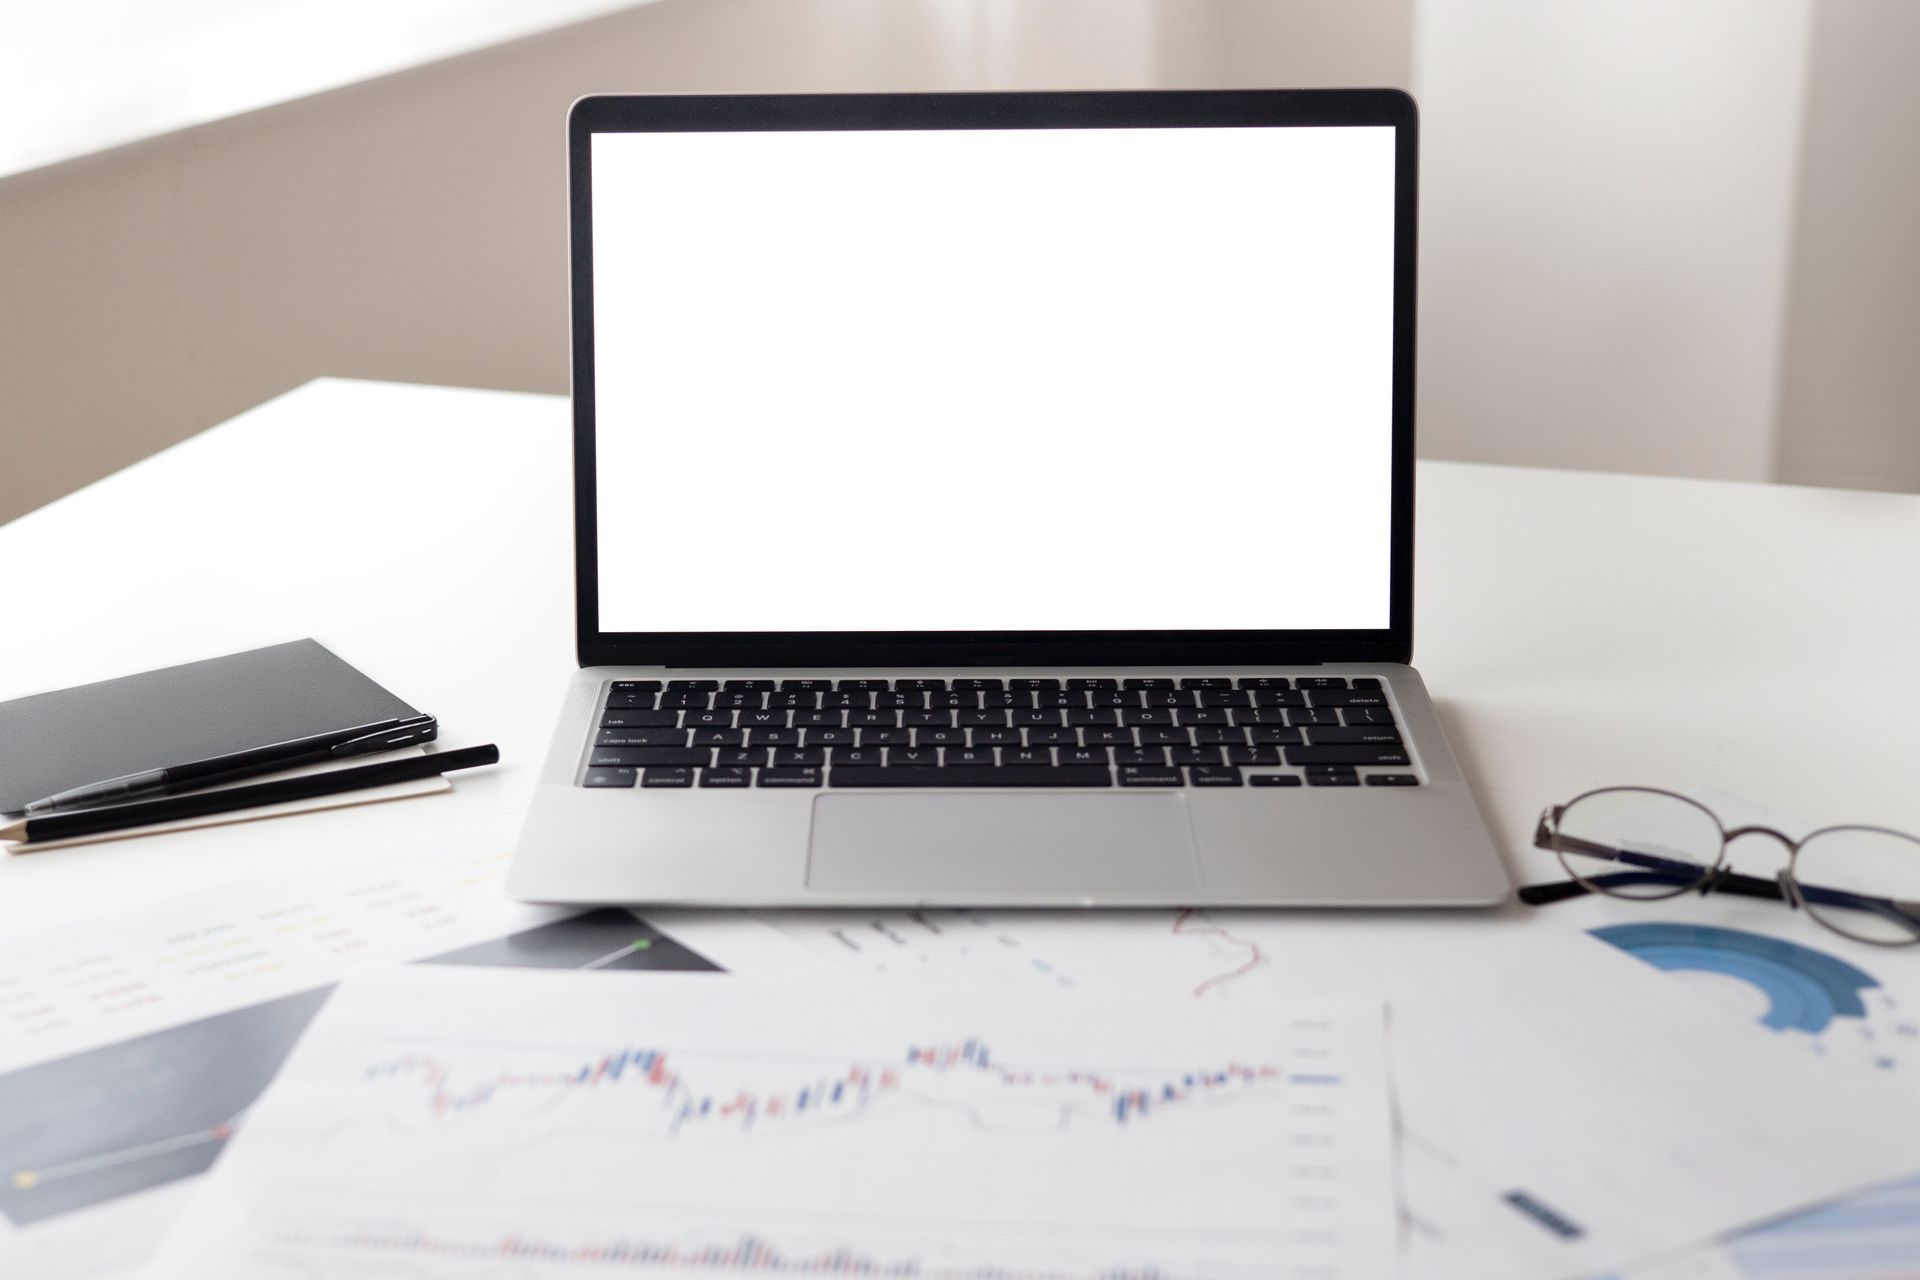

{"left": 829, "top": 766, "right": 1112, "bottom": 788}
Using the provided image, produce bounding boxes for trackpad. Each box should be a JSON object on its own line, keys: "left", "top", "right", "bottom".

{"left": 807, "top": 793, "right": 1201, "bottom": 895}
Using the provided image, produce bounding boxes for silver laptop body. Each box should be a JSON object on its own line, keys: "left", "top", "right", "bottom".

{"left": 509, "top": 90, "right": 1509, "bottom": 908}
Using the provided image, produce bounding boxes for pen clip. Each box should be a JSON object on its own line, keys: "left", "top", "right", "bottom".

{"left": 329, "top": 714, "right": 438, "bottom": 756}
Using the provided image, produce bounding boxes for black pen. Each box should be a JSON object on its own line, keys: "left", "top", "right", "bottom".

{"left": 1, "top": 744, "right": 499, "bottom": 847}
{"left": 22, "top": 713, "right": 439, "bottom": 814}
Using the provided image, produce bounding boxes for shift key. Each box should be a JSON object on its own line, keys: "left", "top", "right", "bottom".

{"left": 1285, "top": 745, "right": 1411, "bottom": 767}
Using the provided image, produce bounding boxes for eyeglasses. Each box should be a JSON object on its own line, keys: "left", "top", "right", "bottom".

{"left": 1519, "top": 786, "right": 1920, "bottom": 947}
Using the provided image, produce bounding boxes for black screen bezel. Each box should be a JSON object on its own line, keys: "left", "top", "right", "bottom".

{"left": 570, "top": 89, "right": 1418, "bottom": 668}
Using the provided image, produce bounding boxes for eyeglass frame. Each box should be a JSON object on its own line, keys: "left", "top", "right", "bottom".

{"left": 1519, "top": 785, "right": 1920, "bottom": 948}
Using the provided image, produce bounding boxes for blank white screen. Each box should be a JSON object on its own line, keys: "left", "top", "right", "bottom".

{"left": 592, "top": 125, "right": 1396, "bottom": 633}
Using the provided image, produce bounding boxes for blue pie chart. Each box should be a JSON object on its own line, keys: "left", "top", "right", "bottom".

{"left": 1590, "top": 922, "right": 1880, "bottom": 1035}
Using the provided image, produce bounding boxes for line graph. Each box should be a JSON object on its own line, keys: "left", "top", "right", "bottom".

{"left": 0, "top": 910, "right": 717, "bottom": 1227}
{"left": 364, "top": 1036, "right": 1295, "bottom": 1132}
{"left": 262, "top": 1222, "right": 1215, "bottom": 1278}
{"left": 142, "top": 971, "right": 1395, "bottom": 1280}
{"left": 1169, "top": 910, "right": 1266, "bottom": 998}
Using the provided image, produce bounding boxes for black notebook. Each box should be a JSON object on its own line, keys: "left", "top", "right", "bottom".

{"left": 0, "top": 640, "right": 420, "bottom": 815}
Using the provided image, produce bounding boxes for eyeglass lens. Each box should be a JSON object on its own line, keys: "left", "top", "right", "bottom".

{"left": 1552, "top": 788, "right": 1722, "bottom": 900}
{"left": 1794, "top": 827, "right": 1920, "bottom": 946}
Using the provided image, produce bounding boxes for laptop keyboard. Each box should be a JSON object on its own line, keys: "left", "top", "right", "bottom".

{"left": 580, "top": 677, "right": 1416, "bottom": 790}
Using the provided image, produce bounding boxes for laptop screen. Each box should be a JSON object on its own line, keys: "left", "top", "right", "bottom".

{"left": 589, "top": 120, "right": 1397, "bottom": 636}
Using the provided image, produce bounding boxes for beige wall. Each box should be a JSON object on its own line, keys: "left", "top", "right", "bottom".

{"left": 0, "top": 0, "right": 1409, "bottom": 526}
{"left": 1772, "top": 0, "right": 1920, "bottom": 493}
{"left": 4, "top": 0, "right": 1914, "bottom": 526}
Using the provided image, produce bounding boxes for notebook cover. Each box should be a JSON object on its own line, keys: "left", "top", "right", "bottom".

{"left": 0, "top": 639, "right": 420, "bottom": 815}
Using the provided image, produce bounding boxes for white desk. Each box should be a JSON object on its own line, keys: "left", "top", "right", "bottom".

{"left": 3, "top": 377, "right": 1917, "bottom": 934}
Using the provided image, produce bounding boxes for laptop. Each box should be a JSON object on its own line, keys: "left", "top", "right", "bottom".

{"left": 507, "top": 89, "right": 1509, "bottom": 908}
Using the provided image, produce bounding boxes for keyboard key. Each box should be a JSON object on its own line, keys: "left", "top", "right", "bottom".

{"left": 1121, "top": 708, "right": 1175, "bottom": 726}
{"left": 930, "top": 691, "right": 975, "bottom": 708}
{"left": 722, "top": 679, "right": 774, "bottom": 692}
{"left": 971, "top": 727, "right": 1020, "bottom": 746}
{"left": 773, "top": 747, "right": 825, "bottom": 766}
{"left": 1198, "top": 690, "right": 1252, "bottom": 707}
{"left": 589, "top": 749, "right": 651, "bottom": 767}
{"left": 660, "top": 691, "right": 711, "bottom": 710}
{"left": 781, "top": 678, "right": 833, "bottom": 691}
{"left": 1233, "top": 708, "right": 1290, "bottom": 726}
{"left": 1027, "top": 727, "right": 1076, "bottom": 746}
{"left": 952, "top": 678, "right": 1004, "bottom": 691}
{"left": 1012, "top": 709, "right": 1063, "bottom": 727}
{"left": 1139, "top": 727, "right": 1189, "bottom": 746}
{"left": 850, "top": 710, "right": 898, "bottom": 728}
{"left": 611, "top": 680, "right": 663, "bottom": 692}
{"left": 716, "top": 748, "right": 767, "bottom": 767}
{"left": 641, "top": 767, "right": 694, "bottom": 788}
{"left": 917, "top": 727, "right": 967, "bottom": 746}
{"left": 1247, "top": 727, "right": 1305, "bottom": 745}
{"left": 1088, "top": 691, "right": 1141, "bottom": 709}
{"left": 837, "top": 678, "right": 890, "bottom": 691}
{"left": 1118, "top": 766, "right": 1183, "bottom": 786}
{"left": 1306, "top": 727, "right": 1403, "bottom": 745}
{"left": 1123, "top": 678, "right": 1174, "bottom": 689}
{"left": 795, "top": 710, "right": 842, "bottom": 727}
{"left": 958, "top": 709, "right": 1008, "bottom": 727}
{"left": 947, "top": 747, "right": 995, "bottom": 766}
{"left": 1067, "top": 708, "right": 1120, "bottom": 727}
{"left": 1061, "top": 746, "right": 1111, "bottom": 766}
{"left": 596, "top": 728, "right": 689, "bottom": 748}
{"left": 1286, "top": 710, "right": 1341, "bottom": 727}
{"left": 1189, "top": 766, "right": 1243, "bottom": 786}
{"left": 1010, "top": 678, "right": 1061, "bottom": 690}
{"left": 1084, "top": 727, "right": 1134, "bottom": 746}
{"left": 829, "top": 747, "right": 885, "bottom": 767}
{"left": 768, "top": 692, "right": 820, "bottom": 709}
{"left": 1194, "top": 727, "right": 1249, "bottom": 745}
{"left": 1287, "top": 746, "right": 1412, "bottom": 766}
{"left": 1344, "top": 707, "right": 1398, "bottom": 726}
{"left": 1171, "top": 746, "right": 1222, "bottom": 766}
{"left": 738, "top": 709, "right": 787, "bottom": 728}
{"left": 691, "top": 729, "right": 745, "bottom": 747}
{"left": 888, "top": 748, "right": 941, "bottom": 767}
{"left": 859, "top": 728, "right": 911, "bottom": 746}
{"left": 823, "top": 691, "right": 869, "bottom": 709}
{"left": 1177, "top": 708, "right": 1230, "bottom": 726}
{"left": 758, "top": 767, "right": 823, "bottom": 788}
{"left": 622, "top": 748, "right": 711, "bottom": 767}
{"left": 1067, "top": 678, "right": 1118, "bottom": 690}
{"left": 1226, "top": 745, "right": 1282, "bottom": 765}
{"left": 1296, "top": 676, "right": 1346, "bottom": 689}
{"left": 747, "top": 729, "right": 801, "bottom": 747}
{"left": 1114, "top": 747, "right": 1168, "bottom": 766}
{"left": 1004, "top": 748, "right": 1052, "bottom": 766}
{"left": 582, "top": 768, "right": 636, "bottom": 788}
{"left": 903, "top": 710, "right": 950, "bottom": 728}
{"left": 1145, "top": 691, "right": 1198, "bottom": 708}
{"left": 666, "top": 679, "right": 719, "bottom": 691}
{"left": 829, "top": 766, "right": 1110, "bottom": 788}
{"left": 599, "top": 710, "right": 678, "bottom": 728}
{"left": 700, "top": 766, "right": 752, "bottom": 788}
{"left": 1238, "top": 677, "right": 1291, "bottom": 690}
{"left": 604, "top": 692, "right": 658, "bottom": 709}
{"left": 806, "top": 727, "right": 856, "bottom": 746}
{"left": 875, "top": 692, "right": 925, "bottom": 710}
{"left": 714, "top": 692, "right": 762, "bottom": 709}
{"left": 1180, "top": 677, "right": 1235, "bottom": 689}
{"left": 1307, "top": 689, "right": 1387, "bottom": 707}
{"left": 898, "top": 678, "right": 947, "bottom": 691}
{"left": 1306, "top": 772, "right": 1361, "bottom": 787}
{"left": 683, "top": 709, "right": 732, "bottom": 728}
{"left": 1352, "top": 677, "right": 1383, "bottom": 689}
{"left": 1253, "top": 690, "right": 1307, "bottom": 707}
{"left": 1250, "top": 773, "right": 1303, "bottom": 787}
{"left": 1366, "top": 774, "right": 1420, "bottom": 786}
